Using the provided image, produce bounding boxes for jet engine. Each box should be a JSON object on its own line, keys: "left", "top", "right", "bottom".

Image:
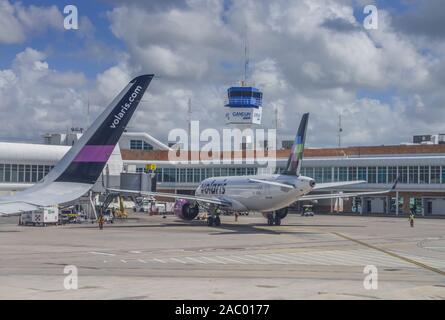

{"left": 261, "top": 207, "right": 288, "bottom": 220}
{"left": 174, "top": 199, "right": 199, "bottom": 221}
{"left": 275, "top": 207, "right": 288, "bottom": 220}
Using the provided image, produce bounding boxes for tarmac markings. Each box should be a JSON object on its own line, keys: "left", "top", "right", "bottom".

{"left": 141, "top": 248, "right": 445, "bottom": 268}
{"left": 184, "top": 257, "right": 207, "bottom": 264}
{"left": 199, "top": 256, "right": 227, "bottom": 264}
{"left": 153, "top": 258, "right": 167, "bottom": 264}
{"left": 89, "top": 251, "right": 115, "bottom": 256}
{"left": 216, "top": 256, "right": 247, "bottom": 264}
{"left": 285, "top": 252, "right": 330, "bottom": 265}
{"left": 169, "top": 257, "right": 187, "bottom": 264}
{"left": 333, "top": 232, "right": 445, "bottom": 276}
{"left": 88, "top": 247, "right": 444, "bottom": 270}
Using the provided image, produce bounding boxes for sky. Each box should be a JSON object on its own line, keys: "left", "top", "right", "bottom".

{"left": 0, "top": 0, "right": 444, "bottom": 147}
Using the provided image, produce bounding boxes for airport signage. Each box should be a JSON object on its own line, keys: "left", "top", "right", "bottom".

{"left": 110, "top": 85, "right": 143, "bottom": 129}
{"left": 225, "top": 107, "right": 262, "bottom": 125}
{"left": 145, "top": 164, "right": 157, "bottom": 172}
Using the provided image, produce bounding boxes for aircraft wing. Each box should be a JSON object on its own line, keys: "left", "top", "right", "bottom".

{"left": 247, "top": 179, "right": 368, "bottom": 190}
{"left": 299, "top": 179, "right": 399, "bottom": 201}
{"left": 107, "top": 188, "right": 231, "bottom": 207}
{"left": 0, "top": 182, "right": 92, "bottom": 215}
{"left": 0, "top": 202, "right": 39, "bottom": 216}
{"left": 313, "top": 181, "right": 367, "bottom": 190}
{"left": 0, "top": 74, "right": 154, "bottom": 217}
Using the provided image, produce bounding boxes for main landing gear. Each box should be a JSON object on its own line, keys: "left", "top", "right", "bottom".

{"left": 266, "top": 213, "right": 282, "bottom": 226}
{"left": 265, "top": 208, "right": 288, "bottom": 226}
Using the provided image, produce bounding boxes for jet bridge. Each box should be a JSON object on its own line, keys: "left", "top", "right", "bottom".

{"left": 120, "top": 171, "right": 156, "bottom": 192}
{"left": 101, "top": 170, "right": 157, "bottom": 213}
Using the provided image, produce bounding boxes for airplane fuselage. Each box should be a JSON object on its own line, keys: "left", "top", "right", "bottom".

{"left": 195, "top": 174, "right": 315, "bottom": 212}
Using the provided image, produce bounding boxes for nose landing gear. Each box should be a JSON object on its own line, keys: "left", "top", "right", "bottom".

{"left": 274, "top": 215, "right": 281, "bottom": 225}
{"left": 265, "top": 208, "right": 288, "bottom": 226}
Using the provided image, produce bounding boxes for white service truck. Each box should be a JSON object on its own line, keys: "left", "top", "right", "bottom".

{"left": 20, "top": 206, "right": 59, "bottom": 226}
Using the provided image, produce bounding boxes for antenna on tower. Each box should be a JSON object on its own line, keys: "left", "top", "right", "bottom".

{"left": 338, "top": 113, "right": 343, "bottom": 148}
{"left": 243, "top": 25, "right": 249, "bottom": 87}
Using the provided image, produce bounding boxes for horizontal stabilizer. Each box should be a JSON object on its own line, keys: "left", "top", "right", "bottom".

{"left": 300, "top": 178, "right": 399, "bottom": 201}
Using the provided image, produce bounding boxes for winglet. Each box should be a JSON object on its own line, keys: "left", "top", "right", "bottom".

{"left": 283, "top": 113, "right": 309, "bottom": 176}
{"left": 44, "top": 74, "right": 154, "bottom": 185}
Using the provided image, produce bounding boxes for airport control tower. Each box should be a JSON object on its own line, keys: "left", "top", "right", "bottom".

{"left": 223, "top": 33, "right": 266, "bottom": 150}
{"left": 224, "top": 84, "right": 265, "bottom": 150}
{"left": 224, "top": 32, "right": 263, "bottom": 126}
{"left": 224, "top": 86, "right": 263, "bottom": 125}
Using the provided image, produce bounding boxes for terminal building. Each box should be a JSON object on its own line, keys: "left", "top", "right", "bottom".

{"left": 123, "top": 142, "right": 445, "bottom": 216}
{"left": 1, "top": 130, "right": 445, "bottom": 216}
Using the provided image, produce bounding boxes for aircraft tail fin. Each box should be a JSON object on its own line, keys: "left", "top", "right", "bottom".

{"left": 283, "top": 113, "right": 309, "bottom": 176}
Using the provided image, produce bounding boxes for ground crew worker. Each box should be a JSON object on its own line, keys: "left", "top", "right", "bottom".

{"left": 409, "top": 212, "right": 415, "bottom": 228}
{"left": 234, "top": 212, "right": 239, "bottom": 222}
{"left": 98, "top": 214, "right": 105, "bottom": 230}
{"left": 409, "top": 206, "right": 416, "bottom": 228}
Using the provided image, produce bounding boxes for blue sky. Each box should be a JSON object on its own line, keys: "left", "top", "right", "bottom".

{"left": 0, "top": 0, "right": 421, "bottom": 78}
{"left": 0, "top": 0, "right": 122, "bottom": 77}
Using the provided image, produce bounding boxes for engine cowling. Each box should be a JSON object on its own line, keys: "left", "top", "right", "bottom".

{"left": 275, "top": 207, "right": 288, "bottom": 219}
{"left": 261, "top": 208, "right": 288, "bottom": 220}
{"left": 174, "top": 199, "right": 199, "bottom": 221}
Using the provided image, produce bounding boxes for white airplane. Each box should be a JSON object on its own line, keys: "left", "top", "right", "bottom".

{"left": 0, "top": 74, "right": 154, "bottom": 216}
{"left": 110, "top": 113, "right": 398, "bottom": 226}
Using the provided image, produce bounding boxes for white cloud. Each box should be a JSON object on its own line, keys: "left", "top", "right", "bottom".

{"left": 0, "top": 0, "right": 444, "bottom": 147}
{"left": 0, "top": 0, "right": 63, "bottom": 44}
{"left": 14, "top": 1, "right": 63, "bottom": 32}
{"left": 0, "top": 48, "right": 88, "bottom": 142}
{"left": 0, "top": 0, "right": 25, "bottom": 43}
{"left": 95, "top": 59, "right": 133, "bottom": 101}
{"left": 101, "top": 0, "right": 442, "bottom": 146}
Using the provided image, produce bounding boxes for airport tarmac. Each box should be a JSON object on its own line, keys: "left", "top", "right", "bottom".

{"left": 0, "top": 213, "right": 444, "bottom": 300}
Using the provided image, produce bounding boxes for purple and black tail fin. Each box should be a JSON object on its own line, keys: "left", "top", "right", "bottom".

{"left": 43, "top": 74, "right": 154, "bottom": 185}
{"left": 283, "top": 113, "right": 309, "bottom": 176}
